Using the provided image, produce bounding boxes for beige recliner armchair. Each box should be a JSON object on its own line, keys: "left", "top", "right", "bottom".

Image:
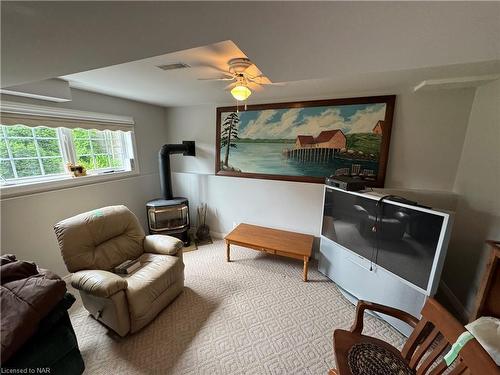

{"left": 54, "top": 205, "right": 184, "bottom": 336}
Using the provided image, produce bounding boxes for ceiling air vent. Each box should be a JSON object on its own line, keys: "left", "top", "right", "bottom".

{"left": 157, "top": 63, "right": 191, "bottom": 71}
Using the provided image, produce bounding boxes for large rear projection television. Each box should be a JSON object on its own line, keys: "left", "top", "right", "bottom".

{"left": 319, "top": 186, "right": 453, "bottom": 333}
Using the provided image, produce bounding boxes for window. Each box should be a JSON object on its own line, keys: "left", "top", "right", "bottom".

{"left": 0, "top": 101, "right": 136, "bottom": 194}
{"left": 0, "top": 124, "right": 135, "bottom": 185}
{"left": 1, "top": 125, "right": 65, "bottom": 180}
{"left": 72, "top": 129, "right": 126, "bottom": 171}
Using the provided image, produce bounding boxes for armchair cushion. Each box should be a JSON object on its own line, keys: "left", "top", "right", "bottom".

{"left": 125, "top": 253, "right": 184, "bottom": 322}
{"left": 144, "top": 235, "right": 183, "bottom": 256}
{"left": 71, "top": 270, "right": 127, "bottom": 298}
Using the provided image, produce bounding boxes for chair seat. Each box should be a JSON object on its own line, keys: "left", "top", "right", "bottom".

{"left": 125, "top": 253, "right": 184, "bottom": 320}
{"left": 334, "top": 329, "right": 414, "bottom": 375}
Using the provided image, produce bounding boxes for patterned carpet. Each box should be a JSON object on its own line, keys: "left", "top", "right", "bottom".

{"left": 68, "top": 240, "right": 405, "bottom": 374}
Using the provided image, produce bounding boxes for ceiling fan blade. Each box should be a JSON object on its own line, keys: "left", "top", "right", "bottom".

{"left": 198, "top": 77, "right": 235, "bottom": 81}
{"left": 249, "top": 75, "right": 279, "bottom": 85}
{"left": 224, "top": 82, "right": 238, "bottom": 90}
{"left": 191, "top": 63, "right": 233, "bottom": 77}
{"left": 248, "top": 82, "right": 264, "bottom": 92}
{"left": 243, "top": 63, "right": 262, "bottom": 78}
{"left": 258, "top": 81, "right": 287, "bottom": 87}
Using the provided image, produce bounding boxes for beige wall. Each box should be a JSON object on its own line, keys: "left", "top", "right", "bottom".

{"left": 164, "top": 85, "right": 500, "bottom": 317}
{"left": 0, "top": 89, "right": 167, "bottom": 275}
{"left": 385, "top": 88, "right": 475, "bottom": 190}
{"left": 1, "top": 80, "right": 495, "bottom": 316}
{"left": 165, "top": 88, "right": 475, "bottom": 238}
{"left": 442, "top": 79, "right": 500, "bottom": 315}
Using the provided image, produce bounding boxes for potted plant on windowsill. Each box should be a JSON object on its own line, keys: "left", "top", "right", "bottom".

{"left": 66, "top": 162, "right": 87, "bottom": 177}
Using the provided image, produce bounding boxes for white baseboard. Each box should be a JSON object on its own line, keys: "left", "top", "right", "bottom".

{"left": 439, "top": 280, "right": 469, "bottom": 322}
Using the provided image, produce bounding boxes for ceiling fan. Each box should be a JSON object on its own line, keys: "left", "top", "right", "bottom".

{"left": 198, "top": 58, "right": 282, "bottom": 101}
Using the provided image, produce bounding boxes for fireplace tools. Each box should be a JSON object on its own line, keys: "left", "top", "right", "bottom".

{"left": 195, "top": 203, "right": 212, "bottom": 245}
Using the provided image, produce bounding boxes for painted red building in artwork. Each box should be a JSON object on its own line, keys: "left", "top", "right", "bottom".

{"left": 314, "top": 130, "right": 346, "bottom": 149}
{"left": 294, "top": 130, "right": 346, "bottom": 150}
{"left": 295, "top": 135, "right": 315, "bottom": 148}
{"left": 372, "top": 120, "right": 385, "bottom": 135}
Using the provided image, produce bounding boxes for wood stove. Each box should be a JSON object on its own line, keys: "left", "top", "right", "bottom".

{"left": 146, "top": 141, "right": 195, "bottom": 245}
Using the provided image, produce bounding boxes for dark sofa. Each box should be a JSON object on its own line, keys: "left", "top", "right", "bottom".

{"left": 3, "top": 293, "right": 85, "bottom": 374}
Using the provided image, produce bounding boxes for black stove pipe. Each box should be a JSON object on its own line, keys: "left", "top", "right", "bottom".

{"left": 159, "top": 141, "right": 195, "bottom": 200}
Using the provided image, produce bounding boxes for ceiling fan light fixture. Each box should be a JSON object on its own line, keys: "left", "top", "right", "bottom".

{"left": 231, "top": 85, "right": 251, "bottom": 101}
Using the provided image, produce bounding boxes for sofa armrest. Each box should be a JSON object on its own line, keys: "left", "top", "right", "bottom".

{"left": 71, "top": 270, "right": 127, "bottom": 298}
{"left": 144, "top": 235, "right": 183, "bottom": 256}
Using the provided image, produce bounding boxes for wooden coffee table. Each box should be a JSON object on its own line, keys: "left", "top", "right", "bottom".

{"left": 224, "top": 223, "right": 314, "bottom": 281}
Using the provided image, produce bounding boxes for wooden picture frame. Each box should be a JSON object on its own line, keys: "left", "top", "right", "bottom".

{"left": 215, "top": 95, "right": 395, "bottom": 187}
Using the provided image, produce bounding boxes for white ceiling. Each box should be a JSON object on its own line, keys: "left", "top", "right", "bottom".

{"left": 2, "top": 1, "right": 500, "bottom": 89}
{"left": 62, "top": 40, "right": 265, "bottom": 106}
{"left": 60, "top": 39, "right": 500, "bottom": 107}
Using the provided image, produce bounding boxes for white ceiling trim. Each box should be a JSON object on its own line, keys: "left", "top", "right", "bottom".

{"left": 413, "top": 74, "right": 500, "bottom": 92}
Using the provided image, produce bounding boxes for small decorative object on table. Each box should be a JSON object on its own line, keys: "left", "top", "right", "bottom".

{"left": 66, "top": 162, "right": 87, "bottom": 177}
{"left": 195, "top": 203, "right": 212, "bottom": 245}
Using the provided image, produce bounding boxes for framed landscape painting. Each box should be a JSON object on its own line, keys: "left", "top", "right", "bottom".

{"left": 215, "top": 95, "right": 395, "bottom": 187}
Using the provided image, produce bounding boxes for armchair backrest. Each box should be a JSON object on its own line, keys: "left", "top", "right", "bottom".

{"left": 401, "top": 298, "right": 498, "bottom": 374}
{"left": 54, "top": 205, "right": 145, "bottom": 272}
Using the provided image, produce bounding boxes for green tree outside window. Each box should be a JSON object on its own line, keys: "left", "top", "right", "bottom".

{"left": 1, "top": 125, "right": 129, "bottom": 182}
{"left": 1, "top": 125, "right": 64, "bottom": 179}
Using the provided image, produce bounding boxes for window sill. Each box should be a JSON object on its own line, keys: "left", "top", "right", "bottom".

{"left": 0, "top": 170, "right": 140, "bottom": 199}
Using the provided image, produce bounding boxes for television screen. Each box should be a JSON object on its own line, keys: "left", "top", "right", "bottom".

{"left": 321, "top": 188, "right": 445, "bottom": 290}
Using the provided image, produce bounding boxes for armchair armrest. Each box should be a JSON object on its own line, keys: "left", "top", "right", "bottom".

{"left": 71, "top": 270, "right": 128, "bottom": 298}
{"left": 351, "top": 300, "right": 419, "bottom": 334}
{"left": 144, "top": 235, "right": 183, "bottom": 256}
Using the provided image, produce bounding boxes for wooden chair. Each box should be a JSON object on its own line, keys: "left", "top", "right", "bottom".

{"left": 330, "top": 298, "right": 499, "bottom": 375}
{"left": 470, "top": 240, "right": 500, "bottom": 321}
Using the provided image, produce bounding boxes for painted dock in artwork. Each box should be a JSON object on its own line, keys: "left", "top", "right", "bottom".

{"left": 282, "top": 129, "right": 378, "bottom": 178}
{"left": 283, "top": 146, "right": 337, "bottom": 163}
{"left": 283, "top": 129, "right": 346, "bottom": 161}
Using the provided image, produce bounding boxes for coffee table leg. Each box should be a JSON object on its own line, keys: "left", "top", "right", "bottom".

{"left": 226, "top": 242, "right": 231, "bottom": 262}
{"left": 303, "top": 256, "right": 309, "bottom": 282}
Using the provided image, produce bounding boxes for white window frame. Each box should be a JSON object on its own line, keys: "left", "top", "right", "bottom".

{"left": 0, "top": 102, "right": 140, "bottom": 199}
{"left": 61, "top": 128, "right": 133, "bottom": 173}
